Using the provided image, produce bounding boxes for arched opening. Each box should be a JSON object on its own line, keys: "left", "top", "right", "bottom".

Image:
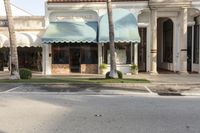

{"left": 157, "top": 18, "right": 174, "bottom": 73}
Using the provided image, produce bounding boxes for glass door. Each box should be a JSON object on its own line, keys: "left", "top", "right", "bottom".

{"left": 70, "top": 47, "right": 81, "bottom": 72}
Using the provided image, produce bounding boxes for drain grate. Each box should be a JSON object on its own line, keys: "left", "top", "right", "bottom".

{"left": 94, "top": 114, "right": 102, "bottom": 117}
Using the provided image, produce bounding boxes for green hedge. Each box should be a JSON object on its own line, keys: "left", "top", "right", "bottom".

{"left": 19, "top": 68, "right": 32, "bottom": 79}
{"left": 105, "top": 70, "right": 123, "bottom": 79}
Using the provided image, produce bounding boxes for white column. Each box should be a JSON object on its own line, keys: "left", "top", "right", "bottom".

{"left": 172, "top": 18, "right": 180, "bottom": 72}
{"left": 98, "top": 43, "right": 103, "bottom": 74}
{"left": 134, "top": 43, "right": 138, "bottom": 66}
{"left": 172, "top": 19, "right": 178, "bottom": 72}
{"left": 44, "top": 44, "right": 51, "bottom": 75}
{"left": 147, "top": 25, "right": 151, "bottom": 72}
{"left": 150, "top": 9, "right": 158, "bottom": 75}
{"left": 179, "top": 8, "right": 188, "bottom": 74}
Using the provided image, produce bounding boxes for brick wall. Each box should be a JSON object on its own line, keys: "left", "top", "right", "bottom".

{"left": 81, "top": 64, "right": 98, "bottom": 74}
{"left": 52, "top": 64, "right": 70, "bottom": 75}
{"left": 52, "top": 64, "right": 98, "bottom": 74}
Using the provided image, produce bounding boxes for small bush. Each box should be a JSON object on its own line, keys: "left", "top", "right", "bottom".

{"left": 19, "top": 68, "right": 32, "bottom": 79}
{"left": 100, "top": 64, "right": 107, "bottom": 69}
{"left": 131, "top": 64, "right": 138, "bottom": 71}
{"left": 106, "top": 70, "right": 123, "bottom": 79}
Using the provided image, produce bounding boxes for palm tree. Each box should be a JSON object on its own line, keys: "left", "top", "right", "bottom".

{"left": 3, "top": 0, "right": 20, "bottom": 79}
{"left": 107, "top": 0, "right": 117, "bottom": 78}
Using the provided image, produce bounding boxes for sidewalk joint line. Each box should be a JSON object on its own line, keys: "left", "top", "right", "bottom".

{"left": 5, "top": 85, "right": 23, "bottom": 92}
{"left": 144, "top": 86, "right": 154, "bottom": 94}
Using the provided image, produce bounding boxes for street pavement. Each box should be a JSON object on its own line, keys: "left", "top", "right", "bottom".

{"left": 1, "top": 83, "right": 200, "bottom": 96}
{"left": 0, "top": 93, "right": 200, "bottom": 133}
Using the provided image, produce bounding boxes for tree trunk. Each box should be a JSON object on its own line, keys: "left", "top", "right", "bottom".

{"left": 107, "top": 0, "right": 117, "bottom": 78}
{"left": 3, "top": 0, "right": 20, "bottom": 79}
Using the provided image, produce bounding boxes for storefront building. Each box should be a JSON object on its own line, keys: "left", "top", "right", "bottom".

{"left": 1, "top": 0, "right": 200, "bottom": 75}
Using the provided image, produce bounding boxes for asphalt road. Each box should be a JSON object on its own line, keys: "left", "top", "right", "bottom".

{"left": 0, "top": 93, "right": 200, "bottom": 133}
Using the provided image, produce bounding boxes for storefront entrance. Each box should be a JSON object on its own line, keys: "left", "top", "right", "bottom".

{"left": 51, "top": 44, "right": 98, "bottom": 74}
{"left": 70, "top": 47, "right": 81, "bottom": 73}
{"left": 157, "top": 18, "right": 174, "bottom": 72}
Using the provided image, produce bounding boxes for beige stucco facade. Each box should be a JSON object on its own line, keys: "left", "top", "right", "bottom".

{"left": 1, "top": 0, "right": 200, "bottom": 75}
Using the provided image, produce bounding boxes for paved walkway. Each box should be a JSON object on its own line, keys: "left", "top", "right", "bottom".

{"left": 1, "top": 71, "right": 200, "bottom": 85}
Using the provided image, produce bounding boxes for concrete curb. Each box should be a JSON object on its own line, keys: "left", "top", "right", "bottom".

{"left": 181, "top": 93, "right": 200, "bottom": 96}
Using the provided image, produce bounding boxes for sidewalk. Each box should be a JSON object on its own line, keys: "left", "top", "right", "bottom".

{"left": 1, "top": 71, "right": 200, "bottom": 96}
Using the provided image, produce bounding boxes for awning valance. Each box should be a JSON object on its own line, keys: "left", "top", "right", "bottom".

{"left": 0, "top": 34, "right": 8, "bottom": 48}
{"left": 42, "top": 22, "right": 98, "bottom": 43}
{"left": 99, "top": 8, "right": 141, "bottom": 43}
{"left": 0, "top": 33, "right": 41, "bottom": 47}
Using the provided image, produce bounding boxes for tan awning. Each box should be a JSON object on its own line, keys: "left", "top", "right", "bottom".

{"left": 0, "top": 33, "right": 42, "bottom": 47}
{"left": 0, "top": 34, "right": 8, "bottom": 48}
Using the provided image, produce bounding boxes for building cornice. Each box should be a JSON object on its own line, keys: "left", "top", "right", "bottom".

{"left": 0, "top": 28, "right": 45, "bottom": 32}
{"left": 47, "top": 1, "right": 148, "bottom": 10}
{"left": 149, "top": 0, "right": 192, "bottom": 9}
{"left": 0, "top": 16, "right": 45, "bottom": 20}
{"left": 192, "top": 0, "right": 200, "bottom": 11}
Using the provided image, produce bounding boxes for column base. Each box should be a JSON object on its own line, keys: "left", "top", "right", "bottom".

{"left": 149, "top": 71, "right": 159, "bottom": 75}
{"left": 178, "top": 71, "right": 189, "bottom": 75}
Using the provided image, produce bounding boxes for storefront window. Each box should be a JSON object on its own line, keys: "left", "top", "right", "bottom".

{"left": 0, "top": 48, "right": 9, "bottom": 71}
{"left": 52, "top": 45, "right": 69, "bottom": 64}
{"left": 18, "top": 47, "right": 42, "bottom": 71}
{"left": 103, "top": 43, "right": 131, "bottom": 64}
{"left": 81, "top": 45, "right": 98, "bottom": 64}
{"left": 193, "top": 24, "right": 199, "bottom": 64}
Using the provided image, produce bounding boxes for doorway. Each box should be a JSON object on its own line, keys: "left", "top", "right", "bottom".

{"left": 157, "top": 18, "right": 174, "bottom": 72}
{"left": 138, "top": 28, "right": 147, "bottom": 72}
{"left": 187, "top": 26, "right": 192, "bottom": 72}
{"left": 70, "top": 47, "right": 81, "bottom": 72}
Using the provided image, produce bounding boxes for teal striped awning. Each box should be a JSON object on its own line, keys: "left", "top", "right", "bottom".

{"left": 42, "top": 21, "right": 98, "bottom": 43}
{"left": 99, "top": 8, "right": 140, "bottom": 43}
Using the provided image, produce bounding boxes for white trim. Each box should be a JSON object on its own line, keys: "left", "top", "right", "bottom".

{"left": 188, "top": 21, "right": 195, "bottom": 26}
{"left": 138, "top": 23, "right": 149, "bottom": 27}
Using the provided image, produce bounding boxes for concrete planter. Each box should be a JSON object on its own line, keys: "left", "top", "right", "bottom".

{"left": 100, "top": 69, "right": 108, "bottom": 75}
{"left": 132, "top": 69, "right": 138, "bottom": 75}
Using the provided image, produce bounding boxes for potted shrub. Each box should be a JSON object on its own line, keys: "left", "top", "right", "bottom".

{"left": 99, "top": 64, "right": 107, "bottom": 74}
{"left": 131, "top": 64, "right": 138, "bottom": 75}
